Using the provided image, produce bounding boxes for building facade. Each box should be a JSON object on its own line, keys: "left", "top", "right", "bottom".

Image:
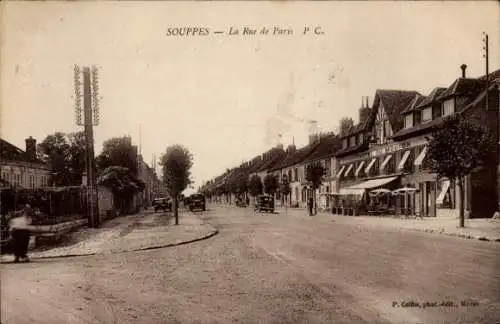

{"left": 0, "top": 137, "right": 51, "bottom": 189}
{"left": 336, "top": 68, "right": 500, "bottom": 218}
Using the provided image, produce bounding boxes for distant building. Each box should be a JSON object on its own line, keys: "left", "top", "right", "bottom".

{"left": 0, "top": 136, "right": 51, "bottom": 189}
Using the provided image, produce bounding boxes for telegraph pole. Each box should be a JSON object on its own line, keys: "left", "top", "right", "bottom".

{"left": 483, "top": 32, "right": 489, "bottom": 111}
{"left": 74, "top": 64, "right": 101, "bottom": 228}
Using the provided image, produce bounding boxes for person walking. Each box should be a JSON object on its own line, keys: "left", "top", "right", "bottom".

{"left": 9, "top": 204, "right": 35, "bottom": 262}
{"left": 308, "top": 197, "right": 314, "bottom": 216}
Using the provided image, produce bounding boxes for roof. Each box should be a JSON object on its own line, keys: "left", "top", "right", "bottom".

{"left": 435, "top": 78, "right": 483, "bottom": 101}
{"left": 341, "top": 89, "right": 420, "bottom": 138}
{"left": 269, "top": 142, "right": 320, "bottom": 171}
{"left": 302, "top": 134, "right": 341, "bottom": 163}
{"left": 401, "top": 93, "right": 426, "bottom": 114}
{"left": 256, "top": 150, "right": 287, "bottom": 172}
{"left": 0, "top": 138, "right": 46, "bottom": 165}
{"left": 334, "top": 141, "right": 370, "bottom": 158}
{"left": 415, "top": 87, "right": 447, "bottom": 109}
{"left": 371, "top": 89, "right": 422, "bottom": 133}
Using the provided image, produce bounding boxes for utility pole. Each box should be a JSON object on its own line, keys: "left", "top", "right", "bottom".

{"left": 74, "top": 64, "right": 101, "bottom": 228}
{"left": 483, "top": 32, "right": 489, "bottom": 112}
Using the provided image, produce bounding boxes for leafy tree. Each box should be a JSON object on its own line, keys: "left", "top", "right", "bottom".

{"left": 236, "top": 176, "right": 248, "bottom": 194}
{"left": 248, "top": 175, "right": 264, "bottom": 199}
{"left": 263, "top": 173, "right": 279, "bottom": 197}
{"left": 159, "top": 145, "right": 193, "bottom": 225}
{"left": 306, "top": 162, "right": 325, "bottom": 215}
{"left": 340, "top": 117, "right": 354, "bottom": 136}
{"left": 37, "top": 131, "right": 86, "bottom": 186}
{"left": 426, "top": 115, "right": 494, "bottom": 228}
{"left": 96, "top": 136, "right": 138, "bottom": 175}
{"left": 281, "top": 174, "right": 292, "bottom": 208}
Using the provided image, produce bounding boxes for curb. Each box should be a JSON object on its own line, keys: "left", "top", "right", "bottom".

{"left": 17, "top": 227, "right": 219, "bottom": 261}
{"left": 31, "top": 228, "right": 219, "bottom": 260}
{"left": 401, "top": 227, "right": 500, "bottom": 243}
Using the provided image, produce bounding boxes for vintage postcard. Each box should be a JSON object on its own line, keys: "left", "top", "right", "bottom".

{"left": 1, "top": 1, "right": 499, "bottom": 323}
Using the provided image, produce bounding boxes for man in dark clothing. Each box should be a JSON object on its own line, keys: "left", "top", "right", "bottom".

{"left": 9, "top": 205, "right": 34, "bottom": 262}
{"left": 308, "top": 197, "right": 314, "bottom": 216}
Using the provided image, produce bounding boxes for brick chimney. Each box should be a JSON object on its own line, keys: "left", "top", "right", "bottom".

{"left": 25, "top": 136, "right": 37, "bottom": 160}
{"left": 460, "top": 64, "right": 467, "bottom": 78}
{"left": 358, "top": 96, "right": 371, "bottom": 124}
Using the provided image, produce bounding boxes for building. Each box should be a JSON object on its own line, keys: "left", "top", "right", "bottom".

{"left": 336, "top": 66, "right": 500, "bottom": 218}
{"left": 136, "top": 154, "right": 159, "bottom": 207}
{"left": 268, "top": 139, "right": 320, "bottom": 207}
{"left": 300, "top": 133, "right": 341, "bottom": 210}
{"left": 0, "top": 136, "right": 51, "bottom": 189}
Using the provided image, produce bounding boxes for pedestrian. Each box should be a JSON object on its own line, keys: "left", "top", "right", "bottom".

{"left": 9, "top": 204, "right": 35, "bottom": 262}
{"left": 308, "top": 197, "right": 314, "bottom": 216}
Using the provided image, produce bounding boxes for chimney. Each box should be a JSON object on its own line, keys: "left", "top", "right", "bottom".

{"left": 460, "top": 64, "right": 467, "bottom": 78}
{"left": 286, "top": 144, "right": 296, "bottom": 155}
{"left": 358, "top": 96, "right": 371, "bottom": 124}
{"left": 25, "top": 136, "right": 36, "bottom": 160}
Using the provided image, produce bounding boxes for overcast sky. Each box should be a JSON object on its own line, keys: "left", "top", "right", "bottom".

{"left": 1, "top": 1, "right": 499, "bottom": 188}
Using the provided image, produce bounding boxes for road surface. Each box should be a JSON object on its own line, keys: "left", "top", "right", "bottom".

{"left": 2, "top": 205, "right": 499, "bottom": 323}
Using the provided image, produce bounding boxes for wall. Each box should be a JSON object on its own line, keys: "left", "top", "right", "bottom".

{"left": 0, "top": 161, "right": 51, "bottom": 188}
{"left": 98, "top": 186, "right": 114, "bottom": 221}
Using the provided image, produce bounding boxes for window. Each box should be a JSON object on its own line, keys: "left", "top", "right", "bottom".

{"left": 384, "top": 120, "right": 392, "bottom": 138}
{"left": 404, "top": 114, "right": 413, "bottom": 129}
{"left": 294, "top": 168, "right": 298, "bottom": 182}
{"left": 349, "top": 136, "right": 356, "bottom": 147}
{"left": 342, "top": 139, "right": 348, "bottom": 149}
{"left": 358, "top": 133, "right": 364, "bottom": 144}
{"left": 288, "top": 170, "right": 292, "bottom": 182}
{"left": 324, "top": 159, "right": 331, "bottom": 177}
{"left": 442, "top": 99, "right": 454, "bottom": 116}
{"left": 422, "top": 107, "right": 432, "bottom": 123}
{"left": 326, "top": 186, "right": 330, "bottom": 193}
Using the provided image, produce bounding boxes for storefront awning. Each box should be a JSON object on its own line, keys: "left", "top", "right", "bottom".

{"left": 339, "top": 188, "right": 365, "bottom": 195}
{"left": 414, "top": 146, "right": 428, "bottom": 166}
{"left": 436, "top": 180, "right": 451, "bottom": 204}
{"left": 344, "top": 164, "right": 354, "bottom": 177}
{"left": 365, "top": 158, "right": 377, "bottom": 174}
{"left": 346, "top": 176, "right": 399, "bottom": 190}
{"left": 379, "top": 154, "right": 393, "bottom": 173}
{"left": 397, "top": 150, "right": 411, "bottom": 171}
{"left": 337, "top": 165, "right": 346, "bottom": 178}
{"left": 355, "top": 161, "right": 365, "bottom": 177}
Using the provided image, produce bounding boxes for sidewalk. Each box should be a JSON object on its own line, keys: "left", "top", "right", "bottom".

{"left": 277, "top": 206, "right": 500, "bottom": 242}
{"left": 1, "top": 210, "right": 218, "bottom": 261}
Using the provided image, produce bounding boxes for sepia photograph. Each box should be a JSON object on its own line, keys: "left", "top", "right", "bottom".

{"left": 1, "top": 1, "right": 499, "bottom": 323}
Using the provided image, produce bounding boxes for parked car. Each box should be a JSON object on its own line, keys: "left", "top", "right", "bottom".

{"left": 255, "top": 194, "right": 275, "bottom": 213}
{"left": 189, "top": 194, "right": 206, "bottom": 212}
{"left": 153, "top": 198, "right": 172, "bottom": 213}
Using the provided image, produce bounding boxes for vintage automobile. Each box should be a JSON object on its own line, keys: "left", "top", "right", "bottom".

{"left": 189, "top": 194, "right": 206, "bottom": 212}
{"left": 152, "top": 197, "right": 172, "bottom": 213}
{"left": 255, "top": 194, "right": 275, "bottom": 213}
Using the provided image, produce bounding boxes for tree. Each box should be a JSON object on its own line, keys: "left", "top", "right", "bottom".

{"left": 426, "top": 115, "right": 494, "bottom": 228}
{"left": 340, "top": 117, "right": 354, "bottom": 136}
{"left": 248, "top": 175, "right": 264, "bottom": 199}
{"left": 263, "top": 173, "right": 279, "bottom": 197}
{"left": 96, "top": 136, "right": 138, "bottom": 175}
{"left": 159, "top": 145, "right": 193, "bottom": 225}
{"left": 280, "top": 174, "right": 292, "bottom": 209}
{"left": 306, "top": 162, "right": 326, "bottom": 215}
{"left": 37, "top": 131, "right": 86, "bottom": 186}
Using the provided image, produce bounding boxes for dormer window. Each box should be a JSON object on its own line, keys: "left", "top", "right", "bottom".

{"left": 404, "top": 114, "right": 413, "bottom": 129}
{"left": 349, "top": 136, "right": 356, "bottom": 147}
{"left": 422, "top": 107, "right": 432, "bottom": 123}
{"left": 442, "top": 98, "right": 455, "bottom": 116}
{"left": 342, "top": 138, "right": 348, "bottom": 149}
{"left": 358, "top": 133, "right": 364, "bottom": 144}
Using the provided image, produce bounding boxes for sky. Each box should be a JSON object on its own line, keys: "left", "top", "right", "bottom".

{"left": 1, "top": 1, "right": 499, "bottom": 189}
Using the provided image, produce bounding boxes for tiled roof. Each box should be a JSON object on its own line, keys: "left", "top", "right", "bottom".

{"left": 302, "top": 134, "right": 341, "bottom": 163}
{"left": 435, "top": 78, "right": 483, "bottom": 101}
{"left": 401, "top": 93, "right": 426, "bottom": 114}
{"left": 256, "top": 150, "right": 287, "bottom": 172}
{"left": 0, "top": 138, "right": 46, "bottom": 165}
{"left": 269, "top": 142, "right": 320, "bottom": 171}
{"left": 334, "top": 141, "right": 370, "bottom": 158}
{"left": 415, "top": 87, "right": 447, "bottom": 109}
{"left": 370, "top": 90, "right": 422, "bottom": 134}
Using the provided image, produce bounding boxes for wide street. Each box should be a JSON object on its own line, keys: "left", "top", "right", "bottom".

{"left": 2, "top": 205, "right": 499, "bottom": 324}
